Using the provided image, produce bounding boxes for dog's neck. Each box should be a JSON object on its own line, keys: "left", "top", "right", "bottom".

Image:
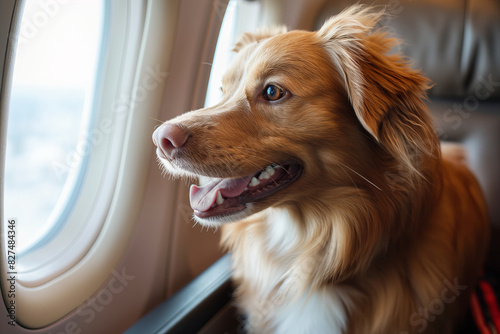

{"left": 264, "top": 208, "right": 303, "bottom": 256}
{"left": 262, "top": 199, "right": 378, "bottom": 288}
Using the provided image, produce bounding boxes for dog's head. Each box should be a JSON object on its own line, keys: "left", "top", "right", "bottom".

{"left": 153, "top": 5, "right": 438, "bottom": 227}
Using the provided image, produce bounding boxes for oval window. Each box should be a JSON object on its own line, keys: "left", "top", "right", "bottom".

{"left": 3, "top": 0, "right": 105, "bottom": 253}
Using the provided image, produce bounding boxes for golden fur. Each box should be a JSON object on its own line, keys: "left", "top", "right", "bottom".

{"left": 153, "top": 5, "right": 489, "bottom": 333}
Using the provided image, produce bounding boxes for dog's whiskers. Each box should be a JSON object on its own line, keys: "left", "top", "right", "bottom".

{"left": 336, "top": 163, "right": 371, "bottom": 216}
{"left": 150, "top": 117, "right": 165, "bottom": 126}
{"left": 336, "top": 161, "right": 382, "bottom": 191}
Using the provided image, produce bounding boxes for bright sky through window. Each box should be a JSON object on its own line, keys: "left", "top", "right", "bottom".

{"left": 205, "top": 1, "right": 237, "bottom": 108}
{"left": 4, "top": 0, "right": 104, "bottom": 252}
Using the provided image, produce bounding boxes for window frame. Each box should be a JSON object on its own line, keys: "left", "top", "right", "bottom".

{"left": 14, "top": 0, "right": 110, "bottom": 279}
{"left": 6, "top": 0, "right": 108, "bottom": 256}
{"left": 0, "top": 0, "right": 26, "bottom": 327}
{"left": 1, "top": 0, "right": 180, "bottom": 328}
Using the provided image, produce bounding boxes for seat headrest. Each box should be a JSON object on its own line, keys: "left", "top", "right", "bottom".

{"left": 315, "top": 0, "right": 500, "bottom": 100}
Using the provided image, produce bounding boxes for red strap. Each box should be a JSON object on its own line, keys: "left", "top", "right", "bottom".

{"left": 471, "top": 291, "right": 491, "bottom": 334}
{"left": 479, "top": 280, "right": 500, "bottom": 331}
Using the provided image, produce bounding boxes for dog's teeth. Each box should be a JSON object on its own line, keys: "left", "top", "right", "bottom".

{"left": 216, "top": 191, "right": 224, "bottom": 205}
{"left": 266, "top": 166, "right": 275, "bottom": 176}
{"left": 272, "top": 164, "right": 280, "bottom": 169}
{"left": 249, "top": 177, "right": 260, "bottom": 187}
{"left": 259, "top": 171, "right": 271, "bottom": 180}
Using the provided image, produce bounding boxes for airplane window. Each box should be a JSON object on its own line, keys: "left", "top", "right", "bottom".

{"left": 3, "top": 0, "right": 104, "bottom": 253}
{"left": 205, "top": 0, "right": 261, "bottom": 107}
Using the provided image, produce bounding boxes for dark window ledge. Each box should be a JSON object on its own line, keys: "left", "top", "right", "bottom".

{"left": 124, "top": 254, "right": 235, "bottom": 334}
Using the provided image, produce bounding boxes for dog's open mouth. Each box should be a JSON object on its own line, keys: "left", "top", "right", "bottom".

{"left": 190, "top": 163, "right": 302, "bottom": 219}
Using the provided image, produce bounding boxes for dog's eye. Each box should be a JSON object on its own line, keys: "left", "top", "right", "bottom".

{"left": 264, "top": 84, "right": 284, "bottom": 101}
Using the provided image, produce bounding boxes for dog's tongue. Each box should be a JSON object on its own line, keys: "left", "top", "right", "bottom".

{"left": 190, "top": 175, "right": 254, "bottom": 212}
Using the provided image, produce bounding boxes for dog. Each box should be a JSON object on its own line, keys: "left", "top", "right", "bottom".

{"left": 152, "top": 5, "right": 489, "bottom": 333}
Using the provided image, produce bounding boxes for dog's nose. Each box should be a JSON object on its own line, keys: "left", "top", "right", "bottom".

{"left": 153, "top": 123, "right": 190, "bottom": 159}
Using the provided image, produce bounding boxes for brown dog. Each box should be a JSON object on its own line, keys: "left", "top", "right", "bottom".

{"left": 153, "top": 6, "right": 489, "bottom": 333}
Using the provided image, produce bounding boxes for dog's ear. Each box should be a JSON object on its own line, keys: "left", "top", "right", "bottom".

{"left": 317, "top": 5, "right": 437, "bottom": 174}
{"left": 317, "top": 5, "right": 430, "bottom": 140}
{"left": 233, "top": 26, "right": 287, "bottom": 52}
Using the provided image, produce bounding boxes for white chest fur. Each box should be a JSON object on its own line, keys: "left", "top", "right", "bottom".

{"left": 269, "top": 286, "right": 349, "bottom": 334}
{"left": 235, "top": 209, "right": 350, "bottom": 334}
